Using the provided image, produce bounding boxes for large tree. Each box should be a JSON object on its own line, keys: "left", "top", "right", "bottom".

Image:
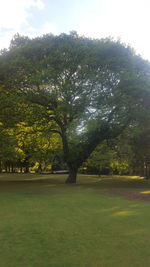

{"left": 0, "top": 33, "right": 150, "bottom": 182}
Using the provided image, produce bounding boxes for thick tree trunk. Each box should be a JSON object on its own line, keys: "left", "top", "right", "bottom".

{"left": 61, "top": 129, "right": 78, "bottom": 183}
{"left": 65, "top": 167, "right": 77, "bottom": 183}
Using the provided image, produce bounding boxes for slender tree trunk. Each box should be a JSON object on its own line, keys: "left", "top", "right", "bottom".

{"left": 148, "top": 165, "right": 150, "bottom": 179}
{"left": 66, "top": 167, "right": 77, "bottom": 183}
{"left": 25, "top": 166, "right": 29, "bottom": 173}
{"left": 145, "top": 162, "right": 150, "bottom": 179}
{"left": 11, "top": 164, "right": 14, "bottom": 173}
{"left": 8, "top": 164, "right": 11, "bottom": 173}
{"left": 37, "top": 163, "right": 42, "bottom": 173}
{"left": 139, "top": 162, "right": 144, "bottom": 177}
{"left": 5, "top": 164, "right": 8, "bottom": 173}
{"left": 0, "top": 161, "right": 2, "bottom": 173}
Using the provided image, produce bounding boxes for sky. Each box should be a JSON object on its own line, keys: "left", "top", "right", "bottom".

{"left": 0, "top": 0, "right": 150, "bottom": 60}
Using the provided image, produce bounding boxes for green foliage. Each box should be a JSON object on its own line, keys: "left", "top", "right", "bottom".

{"left": 83, "top": 141, "right": 116, "bottom": 174}
{"left": 0, "top": 33, "right": 150, "bottom": 180}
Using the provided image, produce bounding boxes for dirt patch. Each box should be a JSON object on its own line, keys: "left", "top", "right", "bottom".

{"left": 109, "top": 188, "right": 150, "bottom": 202}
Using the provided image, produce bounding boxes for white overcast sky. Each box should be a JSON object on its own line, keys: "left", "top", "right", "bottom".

{"left": 0, "top": 0, "right": 150, "bottom": 60}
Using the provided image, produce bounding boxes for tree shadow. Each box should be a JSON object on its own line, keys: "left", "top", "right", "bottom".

{"left": 0, "top": 174, "right": 150, "bottom": 193}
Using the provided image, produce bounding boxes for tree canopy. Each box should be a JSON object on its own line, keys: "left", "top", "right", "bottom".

{"left": 0, "top": 33, "right": 150, "bottom": 182}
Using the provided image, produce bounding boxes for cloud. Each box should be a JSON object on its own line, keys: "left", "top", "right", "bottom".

{"left": 35, "top": 0, "right": 45, "bottom": 10}
{"left": 0, "top": 0, "right": 45, "bottom": 49}
{"left": 39, "top": 22, "right": 58, "bottom": 35}
{"left": 76, "top": 0, "right": 150, "bottom": 59}
{"left": 0, "top": 0, "right": 45, "bottom": 29}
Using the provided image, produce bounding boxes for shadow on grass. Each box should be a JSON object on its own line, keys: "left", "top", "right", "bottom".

{"left": 77, "top": 175, "right": 150, "bottom": 190}
{"left": 0, "top": 173, "right": 149, "bottom": 189}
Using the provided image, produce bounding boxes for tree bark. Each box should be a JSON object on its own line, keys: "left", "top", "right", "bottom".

{"left": 61, "top": 128, "right": 78, "bottom": 183}
{"left": 11, "top": 163, "right": 14, "bottom": 173}
{"left": 25, "top": 166, "right": 29, "bottom": 173}
{"left": 0, "top": 161, "right": 2, "bottom": 173}
{"left": 65, "top": 167, "right": 77, "bottom": 183}
{"left": 145, "top": 162, "right": 150, "bottom": 179}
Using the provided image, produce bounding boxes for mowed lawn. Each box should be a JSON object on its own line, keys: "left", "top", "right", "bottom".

{"left": 0, "top": 174, "right": 150, "bottom": 267}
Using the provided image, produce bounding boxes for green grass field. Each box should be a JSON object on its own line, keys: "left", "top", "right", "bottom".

{"left": 0, "top": 173, "right": 150, "bottom": 267}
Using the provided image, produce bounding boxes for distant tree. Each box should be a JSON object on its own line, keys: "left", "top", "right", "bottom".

{"left": 0, "top": 33, "right": 150, "bottom": 182}
{"left": 82, "top": 141, "right": 116, "bottom": 175}
{"left": 129, "top": 126, "right": 150, "bottom": 178}
{"left": 14, "top": 122, "right": 62, "bottom": 172}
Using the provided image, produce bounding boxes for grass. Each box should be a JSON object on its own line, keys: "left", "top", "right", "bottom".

{"left": 0, "top": 173, "right": 150, "bottom": 266}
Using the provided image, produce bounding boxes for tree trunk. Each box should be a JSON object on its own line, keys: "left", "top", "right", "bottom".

{"left": 65, "top": 167, "right": 77, "bottom": 183}
{"left": 11, "top": 164, "right": 14, "bottom": 173}
{"left": 25, "top": 166, "right": 29, "bottom": 173}
{"left": 61, "top": 129, "right": 78, "bottom": 183}
{"left": 8, "top": 164, "right": 11, "bottom": 173}
{"left": 145, "top": 162, "right": 150, "bottom": 179}
{"left": 0, "top": 161, "right": 2, "bottom": 173}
